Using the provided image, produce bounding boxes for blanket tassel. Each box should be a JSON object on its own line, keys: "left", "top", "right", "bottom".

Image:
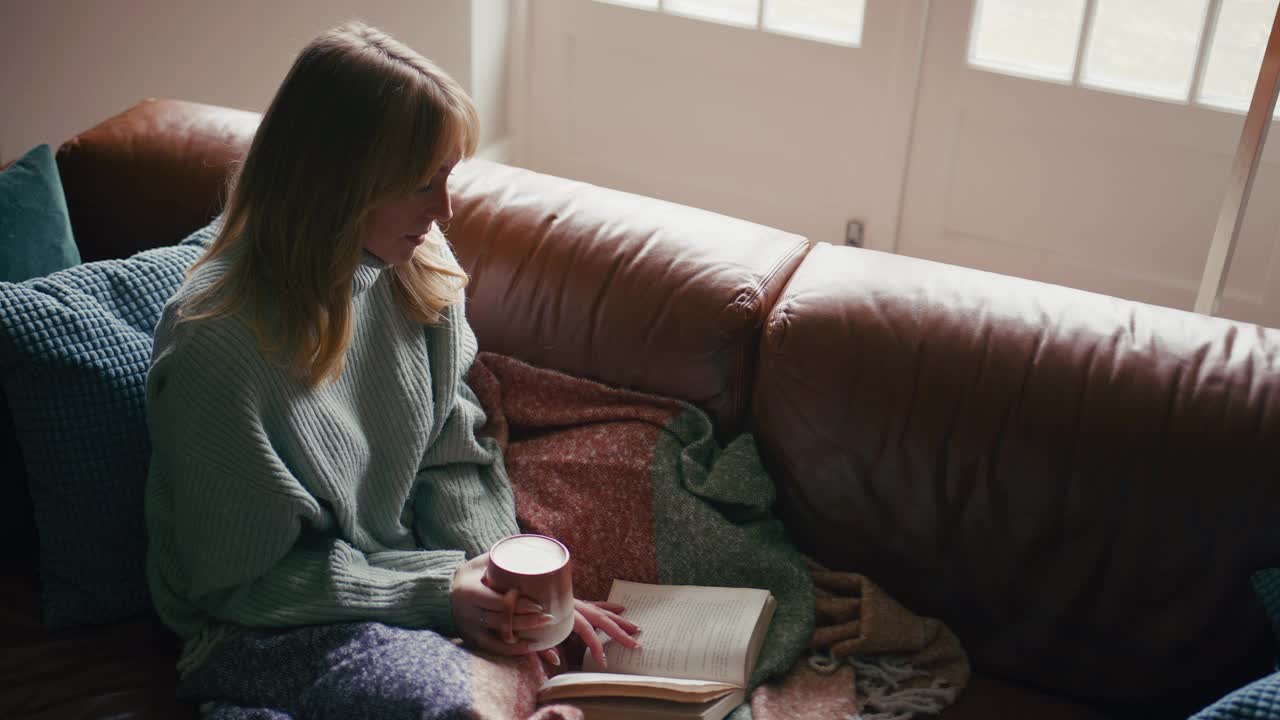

{"left": 809, "top": 651, "right": 959, "bottom": 720}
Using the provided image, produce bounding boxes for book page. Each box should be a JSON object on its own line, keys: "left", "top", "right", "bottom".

{"left": 539, "top": 672, "right": 737, "bottom": 703}
{"left": 565, "top": 689, "right": 747, "bottom": 720}
{"left": 582, "top": 580, "right": 772, "bottom": 686}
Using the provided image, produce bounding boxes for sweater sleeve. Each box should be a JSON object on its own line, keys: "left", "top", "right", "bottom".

{"left": 144, "top": 307, "right": 465, "bottom": 639}
{"left": 412, "top": 304, "right": 520, "bottom": 559}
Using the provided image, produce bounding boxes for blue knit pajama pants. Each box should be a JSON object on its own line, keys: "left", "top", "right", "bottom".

{"left": 177, "top": 622, "right": 476, "bottom": 720}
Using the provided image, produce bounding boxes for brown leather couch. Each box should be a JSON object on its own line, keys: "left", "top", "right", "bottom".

{"left": 4, "top": 98, "right": 1279, "bottom": 719}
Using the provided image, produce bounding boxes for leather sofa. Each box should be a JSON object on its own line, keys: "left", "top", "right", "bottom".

{"left": 4, "top": 98, "right": 1279, "bottom": 719}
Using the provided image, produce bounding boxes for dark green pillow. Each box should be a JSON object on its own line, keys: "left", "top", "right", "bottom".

{"left": 0, "top": 144, "right": 81, "bottom": 282}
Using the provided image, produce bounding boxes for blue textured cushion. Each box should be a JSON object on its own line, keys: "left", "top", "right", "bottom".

{"left": 0, "top": 144, "right": 80, "bottom": 282}
{"left": 1191, "top": 672, "right": 1280, "bottom": 719}
{"left": 0, "top": 219, "right": 216, "bottom": 628}
{"left": 1190, "top": 569, "right": 1280, "bottom": 718}
{"left": 1255, "top": 568, "right": 1280, "bottom": 637}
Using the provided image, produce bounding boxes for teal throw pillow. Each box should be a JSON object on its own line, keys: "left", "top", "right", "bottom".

{"left": 0, "top": 144, "right": 80, "bottom": 282}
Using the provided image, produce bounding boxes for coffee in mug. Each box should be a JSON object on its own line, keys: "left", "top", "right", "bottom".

{"left": 485, "top": 534, "right": 574, "bottom": 651}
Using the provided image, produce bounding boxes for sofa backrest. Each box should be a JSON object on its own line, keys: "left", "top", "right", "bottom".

{"left": 51, "top": 98, "right": 808, "bottom": 436}
{"left": 56, "top": 99, "right": 258, "bottom": 263}
{"left": 446, "top": 158, "right": 807, "bottom": 436}
{"left": 753, "top": 240, "right": 1280, "bottom": 715}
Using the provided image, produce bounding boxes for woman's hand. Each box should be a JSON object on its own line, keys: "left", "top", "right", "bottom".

{"left": 449, "top": 553, "right": 551, "bottom": 655}
{"left": 539, "top": 599, "right": 642, "bottom": 668}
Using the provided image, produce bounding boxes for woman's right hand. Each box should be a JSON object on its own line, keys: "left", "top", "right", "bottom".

{"left": 448, "top": 553, "right": 550, "bottom": 655}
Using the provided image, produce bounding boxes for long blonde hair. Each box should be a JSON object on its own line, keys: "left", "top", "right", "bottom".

{"left": 180, "top": 21, "right": 478, "bottom": 386}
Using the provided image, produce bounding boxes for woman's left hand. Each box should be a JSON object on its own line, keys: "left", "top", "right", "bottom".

{"left": 539, "top": 599, "right": 641, "bottom": 668}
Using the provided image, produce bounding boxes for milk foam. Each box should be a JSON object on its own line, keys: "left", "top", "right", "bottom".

{"left": 491, "top": 535, "right": 567, "bottom": 574}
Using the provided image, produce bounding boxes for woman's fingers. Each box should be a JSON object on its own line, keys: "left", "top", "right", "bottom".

{"left": 581, "top": 600, "right": 636, "bottom": 629}
{"left": 461, "top": 611, "right": 530, "bottom": 653}
{"left": 514, "top": 598, "right": 544, "bottom": 614}
{"left": 574, "top": 610, "right": 608, "bottom": 667}
{"left": 468, "top": 591, "right": 543, "bottom": 615}
{"left": 463, "top": 589, "right": 644, "bottom": 664}
{"left": 576, "top": 600, "right": 642, "bottom": 644}
{"left": 476, "top": 607, "right": 560, "bottom": 632}
{"left": 602, "top": 609, "right": 640, "bottom": 635}
{"left": 451, "top": 555, "right": 549, "bottom": 655}
{"left": 580, "top": 607, "right": 641, "bottom": 649}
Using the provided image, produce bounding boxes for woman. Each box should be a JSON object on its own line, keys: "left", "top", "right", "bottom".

{"left": 144, "top": 21, "right": 638, "bottom": 716}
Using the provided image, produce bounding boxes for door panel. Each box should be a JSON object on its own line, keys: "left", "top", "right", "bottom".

{"left": 899, "top": 0, "right": 1280, "bottom": 326}
{"left": 523, "top": 0, "right": 927, "bottom": 250}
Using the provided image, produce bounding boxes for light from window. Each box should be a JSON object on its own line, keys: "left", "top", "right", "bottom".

{"left": 1081, "top": 0, "right": 1210, "bottom": 100}
{"left": 597, "top": 0, "right": 660, "bottom": 8}
{"left": 1200, "top": 0, "right": 1280, "bottom": 111}
{"left": 666, "top": 0, "right": 757, "bottom": 27}
{"left": 969, "top": 0, "right": 1280, "bottom": 114}
{"left": 764, "top": 0, "right": 865, "bottom": 47}
{"left": 970, "top": 0, "right": 1087, "bottom": 82}
{"left": 592, "top": 0, "right": 863, "bottom": 47}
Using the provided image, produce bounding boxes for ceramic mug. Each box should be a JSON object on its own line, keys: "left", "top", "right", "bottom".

{"left": 484, "top": 534, "right": 574, "bottom": 651}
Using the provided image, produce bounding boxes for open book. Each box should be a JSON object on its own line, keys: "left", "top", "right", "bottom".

{"left": 537, "top": 580, "right": 776, "bottom": 720}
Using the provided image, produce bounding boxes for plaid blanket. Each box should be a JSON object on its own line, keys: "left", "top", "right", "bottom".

{"left": 468, "top": 353, "right": 968, "bottom": 719}
{"left": 179, "top": 353, "right": 968, "bottom": 719}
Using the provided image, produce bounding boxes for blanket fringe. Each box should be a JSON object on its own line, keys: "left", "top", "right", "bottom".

{"left": 808, "top": 651, "right": 958, "bottom": 720}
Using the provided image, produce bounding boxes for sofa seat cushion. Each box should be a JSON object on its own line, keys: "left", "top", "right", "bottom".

{"left": 941, "top": 674, "right": 1112, "bottom": 720}
{"left": 0, "top": 571, "right": 196, "bottom": 720}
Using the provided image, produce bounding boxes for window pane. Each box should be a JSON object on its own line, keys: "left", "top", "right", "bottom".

{"left": 1199, "top": 0, "right": 1279, "bottom": 111}
{"left": 970, "top": 0, "right": 1087, "bottom": 81}
{"left": 594, "top": 0, "right": 660, "bottom": 8}
{"left": 763, "top": 0, "right": 865, "bottom": 46}
{"left": 665, "top": 0, "right": 758, "bottom": 27}
{"left": 1082, "top": 0, "right": 1210, "bottom": 100}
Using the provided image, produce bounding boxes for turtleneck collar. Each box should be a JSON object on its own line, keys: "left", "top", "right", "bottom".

{"left": 353, "top": 251, "right": 390, "bottom": 296}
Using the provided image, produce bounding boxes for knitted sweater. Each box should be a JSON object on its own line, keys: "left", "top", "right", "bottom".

{"left": 144, "top": 251, "right": 518, "bottom": 641}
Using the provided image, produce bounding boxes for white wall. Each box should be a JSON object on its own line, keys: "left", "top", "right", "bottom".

{"left": 471, "top": 0, "right": 511, "bottom": 156}
{"left": 0, "top": 0, "right": 509, "bottom": 163}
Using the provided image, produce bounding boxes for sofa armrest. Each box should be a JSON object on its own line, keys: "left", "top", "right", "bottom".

{"left": 753, "top": 241, "right": 1280, "bottom": 715}
{"left": 56, "top": 98, "right": 259, "bottom": 262}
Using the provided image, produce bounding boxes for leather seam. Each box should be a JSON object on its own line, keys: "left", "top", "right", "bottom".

{"left": 730, "top": 237, "right": 810, "bottom": 430}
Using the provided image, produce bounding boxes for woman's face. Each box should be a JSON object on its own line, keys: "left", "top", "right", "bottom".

{"left": 361, "top": 150, "right": 460, "bottom": 266}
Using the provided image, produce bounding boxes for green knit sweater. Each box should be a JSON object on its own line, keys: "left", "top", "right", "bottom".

{"left": 144, "top": 251, "right": 518, "bottom": 641}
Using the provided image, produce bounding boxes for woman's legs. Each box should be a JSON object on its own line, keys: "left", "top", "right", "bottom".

{"left": 203, "top": 703, "right": 293, "bottom": 720}
{"left": 181, "top": 623, "right": 479, "bottom": 720}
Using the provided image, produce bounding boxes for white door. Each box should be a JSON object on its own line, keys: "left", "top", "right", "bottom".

{"left": 898, "top": 0, "right": 1280, "bottom": 326}
{"left": 517, "top": 0, "right": 1280, "bottom": 326}
{"left": 516, "top": 0, "right": 928, "bottom": 251}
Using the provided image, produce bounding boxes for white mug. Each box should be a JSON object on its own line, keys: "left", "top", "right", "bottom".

{"left": 484, "top": 534, "right": 575, "bottom": 651}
